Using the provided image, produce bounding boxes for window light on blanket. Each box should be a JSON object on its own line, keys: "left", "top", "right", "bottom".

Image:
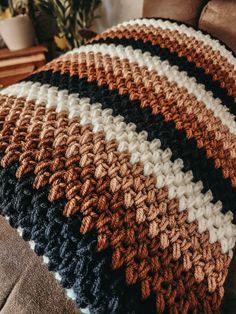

{"left": 0, "top": 18, "right": 236, "bottom": 314}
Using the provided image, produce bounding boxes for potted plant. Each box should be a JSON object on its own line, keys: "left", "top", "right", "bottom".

{"left": 0, "top": 0, "right": 36, "bottom": 51}
{"left": 36, "top": 0, "right": 102, "bottom": 50}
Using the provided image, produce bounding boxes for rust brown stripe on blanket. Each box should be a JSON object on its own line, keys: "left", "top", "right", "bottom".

{"left": 40, "top": 53, "right": 236, "bottom": 186}
{"left": 91, "top": 25, "right": 236, "bottom": 100}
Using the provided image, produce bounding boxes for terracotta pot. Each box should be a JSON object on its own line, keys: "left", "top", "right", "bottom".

{"left": 0, "top": 15, "right": 35, "bottom": 51}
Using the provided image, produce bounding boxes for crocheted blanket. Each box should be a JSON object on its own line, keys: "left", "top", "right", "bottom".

{"left": 0, "top": 18, "right": 235, "bottom": 314}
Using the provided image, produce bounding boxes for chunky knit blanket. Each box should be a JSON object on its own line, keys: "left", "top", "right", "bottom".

{"left": 0, "top": 18, "right": 236, "bottom": 314}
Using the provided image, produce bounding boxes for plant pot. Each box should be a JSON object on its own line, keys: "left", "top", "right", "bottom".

{"left": 0, "top": 15, "right": 35, "bottom": 51}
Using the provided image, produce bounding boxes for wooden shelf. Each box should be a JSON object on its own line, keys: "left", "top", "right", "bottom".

{"left": 0, "top": 45, "right": 48, "bottom": 60}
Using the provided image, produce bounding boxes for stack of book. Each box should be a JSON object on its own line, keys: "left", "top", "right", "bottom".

{"left": 0, "top": 45, "right": 47, "bottom": 88}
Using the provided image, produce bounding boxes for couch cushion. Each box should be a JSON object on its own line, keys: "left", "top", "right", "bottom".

{"left": 199, "top": 0, "right": 236, "bottom": 53}
{"left": 143, "top": 0, "right": 207, "bottom": 26}
{"left": 0, "top": 216, "right": 80, "bottom": 314}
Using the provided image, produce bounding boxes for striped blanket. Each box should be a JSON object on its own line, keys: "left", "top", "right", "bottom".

{"left": 0, "top": 18, "right": 235, "bottom": 314}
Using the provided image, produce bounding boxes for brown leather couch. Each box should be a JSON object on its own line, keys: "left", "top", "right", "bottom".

{"left": 143, "top": 0, "right": 236, "bottom": 53}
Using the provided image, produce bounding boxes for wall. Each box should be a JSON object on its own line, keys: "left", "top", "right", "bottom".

{"left": 93, "top": 0, "right": 144, "bottom": 32}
